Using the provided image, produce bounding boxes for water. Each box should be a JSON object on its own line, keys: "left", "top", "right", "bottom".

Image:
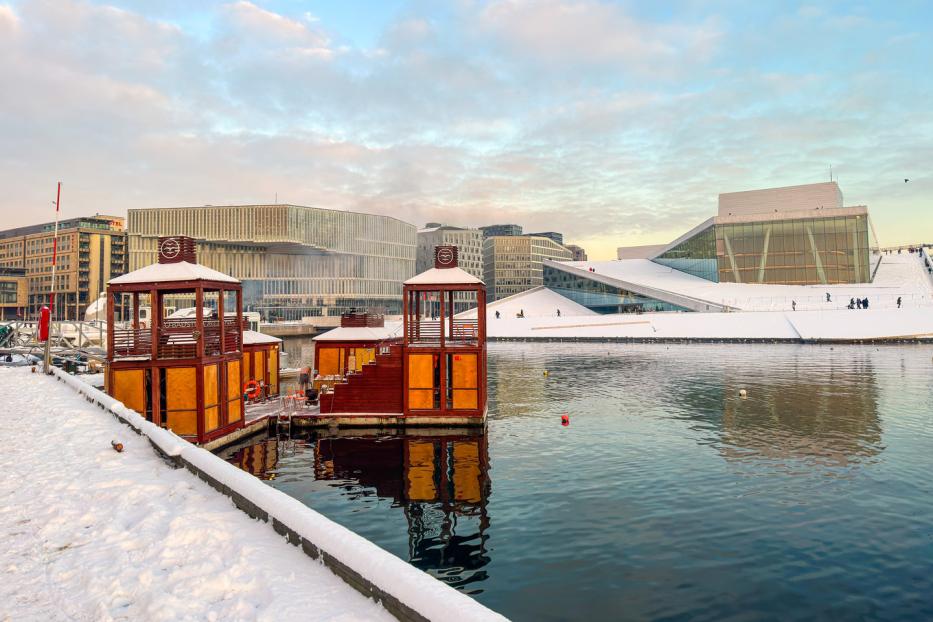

{"left": 221, "top": 343, "right": 933, "bottom": 621}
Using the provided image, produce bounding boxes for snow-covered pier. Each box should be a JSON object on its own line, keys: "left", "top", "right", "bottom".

{"left": 0, "top": 367, "right": 505, "bottom": 622}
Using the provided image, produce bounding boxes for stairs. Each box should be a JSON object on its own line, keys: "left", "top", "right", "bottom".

{"left": 321, "top": 345, "right": 404, "bottom": 414}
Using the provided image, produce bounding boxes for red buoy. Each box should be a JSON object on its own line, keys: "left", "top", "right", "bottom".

{"left": 561, "top": 414, "right": 570, "bottom": 426}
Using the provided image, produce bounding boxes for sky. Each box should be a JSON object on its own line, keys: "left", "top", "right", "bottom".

{"left": 1, "top": 0, "right": 931, "bottom": 259}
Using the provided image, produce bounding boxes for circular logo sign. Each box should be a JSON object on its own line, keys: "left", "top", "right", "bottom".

{"left": 160, "top": 237, "right": 181, "bottom": 260}
{"left": 437, "top": 247, "right": 454, "bottom": 266}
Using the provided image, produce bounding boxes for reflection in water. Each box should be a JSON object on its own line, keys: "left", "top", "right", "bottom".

{"left": 225, "top": 431, "right": 491, "bottom": 591}
{"left": 225, "top": 344, "right": 933, "bottom": 621}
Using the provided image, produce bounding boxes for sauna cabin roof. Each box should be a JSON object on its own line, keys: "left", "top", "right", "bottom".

{"left": 404, "top": 267, "right": 483, "bottom": 286}
{"left": 243, "top": 330, "right": 282, "bottom": 345}
{"left": 109, "top": 261, "right": 239, "bottom": 285}
{"left": 313, "top": 323, "right": 402, "bottom": 342}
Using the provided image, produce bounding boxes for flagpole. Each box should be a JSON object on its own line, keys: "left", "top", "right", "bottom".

{"left": 44, "top": 182, "right": 61, "bottom": 373}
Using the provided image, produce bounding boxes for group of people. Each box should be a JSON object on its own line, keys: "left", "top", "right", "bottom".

{"left": 848, "top": 297, "right": 872, "bottom": 309}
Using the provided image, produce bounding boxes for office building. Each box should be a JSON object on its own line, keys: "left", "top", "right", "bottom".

{"left": 416, "top": 225, "right": 483, "bottom": 278}
{"left": 565, "top": 244, "right": 588, "bottom": 262}
{"left": 0, "top": 215, "right": 127, "bottom": 320}
{"left": 0, "top": 267, "right": 27, "bottom": 320}
{"left": 526, "top": 231, "right": 564, "bottom": 246}
{"left": 127, "top": 205, "right": 416, "bottom": 321}
{"left": 484, "top": 234, "right": 572, "bottom": 301}
{"left": 479, "top": 224, "right": 522, "bottom": 238}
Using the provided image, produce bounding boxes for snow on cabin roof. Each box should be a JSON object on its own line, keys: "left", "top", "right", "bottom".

{"left": 109, "top": 261, "right": 239, "bottom": 285}
{"left": 313, "top": 323, "right": 402, "bottom": 342}
{"left": 404, "top": 266, "right": 483, "bottom": 286}
{"left": 243, "top": 330, "right": 282, "bottom": 345}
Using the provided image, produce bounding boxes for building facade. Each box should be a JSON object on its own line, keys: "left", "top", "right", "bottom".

{"left": 652, "top": 183, "right": 879, "bottom": 285}
{"left": 483, "top": 235, "right": 573, "bottom": 301}
{"left": 479, "top": 224, "right": 522, "bottom": 238}
{"left": 565, "top": 244, "right": 588, "bottom": 262}
{"left": 0, "top": 267, "right": 27, "bottom": 320}
{"left": 416, "top": 225, "right": 483, "bottom": 278}
{"left": 127, "top": 205, "right": 416, "bottom": 321}
{"left": 0, "top": 215, "right": 127, "bottom": 320}
{"left": 526, "top": 231, "right": 564, "bottom": 245}
{"left": 417, "top": 225, "right": 484, "bottom": 313}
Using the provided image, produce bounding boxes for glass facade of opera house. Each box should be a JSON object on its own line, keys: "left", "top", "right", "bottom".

{"left": 653, "top": 213, "right": 879, "bottom": 285}
{"left": 543, "top": 265, "right": 690, "bottom": 314}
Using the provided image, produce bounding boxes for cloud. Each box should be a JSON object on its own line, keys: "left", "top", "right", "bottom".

{"left": 223, "top": 1, "right": 333, "bottom": 58}
{"left": 0, "top": 4, "right": 19, "bottom": 33}
{"left": 478, "top": 0, "right": 721, "bottom": 74}
{"left": 0, "top": 0, "right": 931, "bottom": 261}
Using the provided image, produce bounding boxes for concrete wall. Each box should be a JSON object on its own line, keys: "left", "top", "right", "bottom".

{"left": 718, "top": 182, "right": 843, "bottom": 217}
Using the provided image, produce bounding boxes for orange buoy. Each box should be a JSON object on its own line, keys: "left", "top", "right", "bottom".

{"left": 111, "top": 441, "right": 124, "bottom": 453}
{"left": 561, "top": 414, "right": 570, "bottom": 426}
{"left": 244, "top": 379, "right": 261, "bottom": 400}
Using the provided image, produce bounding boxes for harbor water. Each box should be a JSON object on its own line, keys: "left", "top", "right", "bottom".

{"left": 222, "top": 343, "right": 933, "bottom": 621}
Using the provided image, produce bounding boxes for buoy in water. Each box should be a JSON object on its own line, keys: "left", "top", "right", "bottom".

{"left": 111, "top": 441, "right": 124, "bottom": 453}
{"left": 561, "top": 414, "right": 570, "bottom": 426}
{"left": 739, "top": 389, "right": 747, "bottom": 398}
{"left": 543, "top": 370, "right": 549, "bottom": 377}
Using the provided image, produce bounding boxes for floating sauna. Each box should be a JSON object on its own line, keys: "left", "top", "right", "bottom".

{"left": 318, "top": 246, "right": 487, "bottom": 425}
{"left": 105, "top": 236, "right": 246, "bottom": 444}
{"left": 243, "top": 330, "right": 282, "bottom": 398}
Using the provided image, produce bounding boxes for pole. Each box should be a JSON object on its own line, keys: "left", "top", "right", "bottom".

{"left": 44, "top": 182, "right": 61, "bottom": 374}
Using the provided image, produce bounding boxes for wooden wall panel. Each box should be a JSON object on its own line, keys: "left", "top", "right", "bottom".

{"left": 227, "top": 360, "right": 242, "bottom": 423}
{"left": 165, "top": 367, "right": 197, "bottom": 436}
{"left": 112, "top": 369, "right": 146, "bottom": 414}
{"left": 318, "top": 347, "right": 341, "bottom": 376}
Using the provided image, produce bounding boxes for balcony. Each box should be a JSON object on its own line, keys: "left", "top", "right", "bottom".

{"left": 112, "top": 317, "right": 245, "bottom": 361}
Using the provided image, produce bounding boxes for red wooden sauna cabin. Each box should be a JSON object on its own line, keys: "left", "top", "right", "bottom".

{"left": 319, "top": 246, "right": 487, "bottom": 425}
{"left": 105, "top": 236, "right": 246, "bottom": 444}
{"left": 242, "top": 330, "right": 282, "bottom": 399}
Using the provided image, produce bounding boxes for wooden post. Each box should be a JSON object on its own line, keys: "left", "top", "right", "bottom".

{"left": 149, "top": 288, "right": 160, "bottom": 427}
{"left": 195, "top": 287, "right": 204, "bottom": 359}
{"left": 106, "top": 286, "right": 115, "bottom": 385}
{"left": 218, "top": 287, "right": 225, "bottom": 353}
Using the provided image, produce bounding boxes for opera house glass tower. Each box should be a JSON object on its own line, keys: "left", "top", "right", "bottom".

{"left": 128, "top": 205, "right": 416, "bottom": 321}
{"left": 653, "top": 182, "right": 879, "bottom": 285}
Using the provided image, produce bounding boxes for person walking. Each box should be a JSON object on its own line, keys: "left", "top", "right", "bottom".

{"left": 897, "top": 296, "right": 902, "bottom": 309}
{"left": 826, "top": 292, "right": 832, "bottom": 303}
{"left": 495, "top": 310, "right": 500, "bottom": 319}
{"left": 850, "top": 297, "right": 855, "bottom": 309}
{"left": 863, "top": 298, "right": 869, "bottom": 309}
{"left": 557, "top": 308, "right": 561, "bottom": 317}
{"left": 856, "top": 298, "right": 862, "bottom": 309}
{"left": 792, "top": 300, "right": 796, "bottom": 311}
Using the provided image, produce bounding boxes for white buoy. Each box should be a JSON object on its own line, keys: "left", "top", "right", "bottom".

{"left": 739, "top": 389, "right": 747, "bottom": 398}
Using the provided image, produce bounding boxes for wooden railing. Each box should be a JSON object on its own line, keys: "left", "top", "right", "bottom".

{"left": 112, "top": 328, "right": 152, "bottom": 359}
{"left": 406, "top": 318, "right": 479, "bottom": 345}
{"left": 111, "top": 317, "right": 245, "bottom": 361}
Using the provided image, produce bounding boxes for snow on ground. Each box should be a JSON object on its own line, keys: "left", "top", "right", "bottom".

{"left": 488, "top": 307, "right": 933, "bottom": 341}
{"left": 457, "top": 286, "right": 595, "bottom": 319}
{"left": 555, "top": 253, "right": 933, "bottom": 312}
{"left": 0, "top": 368, "right": 394, "bottom": 622}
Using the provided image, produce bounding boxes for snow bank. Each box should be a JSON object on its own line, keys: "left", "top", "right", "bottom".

{"left": 0, "top": 367, "right": 393, "bottom": 622}
{"left": 44, "top": 367, "right": 505, "bottom": 622}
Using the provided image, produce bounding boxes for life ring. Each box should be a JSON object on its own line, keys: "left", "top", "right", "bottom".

{"left": 244, "top": 380, "right": 261, "bottom": 399}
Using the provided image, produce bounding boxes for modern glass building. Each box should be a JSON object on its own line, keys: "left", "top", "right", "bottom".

{"left": 651, "top": 183, "right": 880, "bottom": 285}
{"left": 543, "top": 264, "right": 689, "bottom": 314}
{"left": 128, "top": 205, "right": 416, "bottom": 321}
{"left": 483, "top": 235, "right": 573, "bottom": 300}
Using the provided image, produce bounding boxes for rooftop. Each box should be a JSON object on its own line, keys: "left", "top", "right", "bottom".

{"left": 109, "top": 261, "right": 239, "bottom": 285}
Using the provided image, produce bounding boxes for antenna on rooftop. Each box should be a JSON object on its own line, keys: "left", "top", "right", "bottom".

{"left": 829, "top": 165, "right": 833, "bottom": 182}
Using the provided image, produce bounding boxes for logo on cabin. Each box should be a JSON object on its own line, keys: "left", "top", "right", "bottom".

{"left": 159, "top": 237, "right": 180, "bottom": 260}
{"left": 158, "top": 236, "right": 197, "bottom": 264}
{"left": 434, "top": 245, "right": 458, "bottom": 269}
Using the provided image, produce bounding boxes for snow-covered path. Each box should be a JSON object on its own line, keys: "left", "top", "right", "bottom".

{"left": 0, "top": 368, "right": 394, "bottom": 622}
